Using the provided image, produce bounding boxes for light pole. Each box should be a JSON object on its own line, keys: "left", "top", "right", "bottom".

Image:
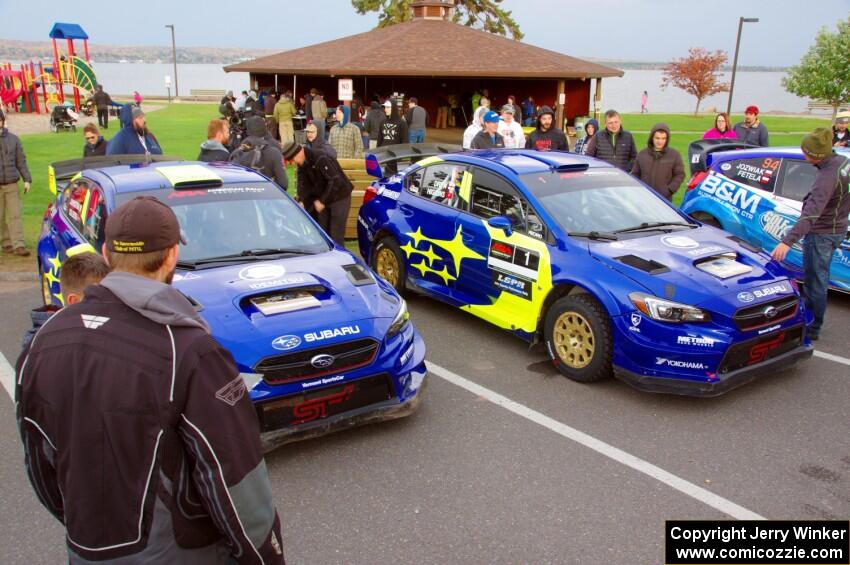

{"left": 165, "top": 24, "right": 179, "bottom": 98}
{"left": 726, "top": 17, "right": 759, "bottom": 117}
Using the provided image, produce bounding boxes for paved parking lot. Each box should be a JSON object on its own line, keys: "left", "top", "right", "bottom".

{"left": 1, "top": 280, "right": 848, "bottom": 564}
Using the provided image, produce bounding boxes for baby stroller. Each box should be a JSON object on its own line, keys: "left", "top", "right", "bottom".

{"left": 50, "top": 104, "right": 77, "bottom": 133}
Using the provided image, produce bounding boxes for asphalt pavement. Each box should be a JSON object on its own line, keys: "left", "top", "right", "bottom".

{"left": 1, "top": 280, "right": 848, "bottom": 564}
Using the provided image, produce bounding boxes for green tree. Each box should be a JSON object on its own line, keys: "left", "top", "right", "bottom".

{"left": 783, "top": 17, "right": 850, "bottom": 120}
{"left": 351, "top": 0, "right": 523, "bottom": 40}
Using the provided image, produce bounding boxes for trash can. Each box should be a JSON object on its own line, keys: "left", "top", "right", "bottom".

{"left": 574, "top": 116, "right": 590, "bottom": 138}
{"left": 294, "top": 129, "right": 306, "bottom": 144}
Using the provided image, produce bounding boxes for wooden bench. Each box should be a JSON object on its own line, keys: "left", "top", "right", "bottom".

{"left": 338, "top": 158, "right": 373, "bottom": 240}
{"left": 189, "top": 89, "right": 226, "bottom": 98}
{"left": 806, "top": 101, "right": 849, "bottom": 113}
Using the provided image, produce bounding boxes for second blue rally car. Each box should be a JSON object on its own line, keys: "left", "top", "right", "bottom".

{"left": 681, "top": 145, "right": 850, "bottom": 292}
{"left": 38, "top": 159, "right": 427, "bottom": 448}
{"left": 358, "top": 149, "right": 813, "bottom": 396}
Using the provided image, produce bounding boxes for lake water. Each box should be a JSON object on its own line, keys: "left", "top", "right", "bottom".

{"left": 45, "top": 63, "right": 813, "bottom": 114}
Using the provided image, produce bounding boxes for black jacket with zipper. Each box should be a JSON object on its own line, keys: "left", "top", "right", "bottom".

{"left": 585, "top": 128, "right": 637, "bottom": 171}
{"left": 16, "top": 273, "right": 284, "bottom": 564}
{"left": 0, "top": 127, "right": 31, "bottom": 185}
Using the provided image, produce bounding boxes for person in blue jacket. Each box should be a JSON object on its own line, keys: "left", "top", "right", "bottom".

{"left": 106, "top": 105, "right": 163, "bottom": 155}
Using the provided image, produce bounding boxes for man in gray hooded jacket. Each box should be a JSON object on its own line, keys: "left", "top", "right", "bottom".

{"left": 16, "top": 196, "right": 285, "bottom": 564}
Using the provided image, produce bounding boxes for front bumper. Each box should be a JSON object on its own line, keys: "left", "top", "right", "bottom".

{"left": 260, "top": 375, "right": 427, "bottom": 452}
{"left": 613, "top": 343, "right": 813, "bottom": 397}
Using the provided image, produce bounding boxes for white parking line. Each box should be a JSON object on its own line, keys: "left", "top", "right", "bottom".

{"left": 0, "top": 353, "right": 14, "bottom": 401}
{"left": 814, "top": 350, "right": 850, "bottom": 367}
{"left": 428, "top": 362, "right": 766, "bottom": 521}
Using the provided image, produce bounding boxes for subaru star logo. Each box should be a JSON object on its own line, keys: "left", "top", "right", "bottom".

{"left": 737, "top": 291, "right": 755, "bottom": 303}
{"left": 763, "top": 305, "right": 779, "bottom": 319}
{"left": 310, "top": 354, "right": 335, "bottom": 369}
{"left": 631, "top": 313, "right": 642, "bottom": 327}
{"left": 272, "top": 335, "right": 301, "bottom": 351}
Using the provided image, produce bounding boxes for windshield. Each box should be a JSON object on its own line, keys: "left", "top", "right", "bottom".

{"left": 116, "top": 183, "right": 330, "bottom": 262}
{"left": 520, "top": 169, "right": 689, "bottom": 235}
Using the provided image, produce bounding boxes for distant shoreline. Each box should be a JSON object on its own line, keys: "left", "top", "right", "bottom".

{"left": 0, "top": 39, "right": 789, "bottom": 71}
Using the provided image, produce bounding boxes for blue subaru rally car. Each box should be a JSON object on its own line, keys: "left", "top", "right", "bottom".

{"left": 38, "top": 158, "right": 426, "bottom": 448}
{"left": 358, "top": 148, "right": 813, "bottom": 396}
{"left": 681, "top": 144, "right": 850, "bottom": 292}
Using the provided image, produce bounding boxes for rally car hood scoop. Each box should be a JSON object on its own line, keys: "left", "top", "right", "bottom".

{"left": 589, "top": 229, "right": 786, "bottom": 305}
{"left": 172, "top": 251, "right": 400, "bottom": 359}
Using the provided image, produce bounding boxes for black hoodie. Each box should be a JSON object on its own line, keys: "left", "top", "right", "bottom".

{"left": 83, "top": 136, "right": 108, "bottom": 157}
{"left": 631, "top": 123, "right": 685, "bottom": 201}
{"left": 524, "top": 106, "right": 568, "bottom": 151}
{"left": 364, "top": 102, "right": 386, "bottom": 140}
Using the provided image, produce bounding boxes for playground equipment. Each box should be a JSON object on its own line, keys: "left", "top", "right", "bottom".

{"left": 0, "top": 22, "right": 97, "bottom": 114}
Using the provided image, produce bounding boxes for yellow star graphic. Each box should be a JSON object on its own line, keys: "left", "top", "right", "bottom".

{"left": 407, "top": 226, "right": 428, "bottom": 247}
{"left": 400, "top": 241, "right": 441, "bottom": 267}
{"left": 48, "top": 254, "right": 61, "bottom": 274}
{"left": 410, "top": 260, "right": 457, "bottom": 285}
{"left": 403, "top": 225, "right": 485, "bottom": 277}
{"left": 45, "top": 269, "right": 60, "bottom": 286}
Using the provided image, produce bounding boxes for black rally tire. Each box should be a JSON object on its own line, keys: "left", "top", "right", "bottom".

{"left": 371, "top": 236, "right": 406, "bottom": 294}
{"left": 692, "top": 212, "right": 721, "bottom": 228}
{"left": 544, "top": 294, "right": 613, "bottom": 383}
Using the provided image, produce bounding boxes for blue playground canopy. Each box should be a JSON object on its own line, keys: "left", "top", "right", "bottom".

{"left": 49, "top": 23, "right": 89, "bottom": 40}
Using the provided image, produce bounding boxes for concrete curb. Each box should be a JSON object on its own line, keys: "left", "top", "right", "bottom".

{"left": 0, "top": 272, "right": 37, "bottom": 282}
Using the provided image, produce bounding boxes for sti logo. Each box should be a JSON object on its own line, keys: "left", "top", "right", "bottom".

{"left": 699, "top": 175, "right": 762, "bottom": 215}
{"left": 748, "top": 332, "right": 786, "bottom": 365}
{"left": 291, "top": 384, "right": 355, "bottom": 425}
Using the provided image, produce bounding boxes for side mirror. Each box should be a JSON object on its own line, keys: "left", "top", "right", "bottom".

{"left": 488, "top": 215, "right": 513, "bottom": 236}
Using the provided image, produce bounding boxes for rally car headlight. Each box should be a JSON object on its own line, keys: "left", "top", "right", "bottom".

{"left": 240, "top": 372, "right": 263, "bottom": 391}
{"left": 629, "top": 292, "right": 711, "bottom": 323}
{"left": 386, "top": 298, "right": 410, "bottom": 339}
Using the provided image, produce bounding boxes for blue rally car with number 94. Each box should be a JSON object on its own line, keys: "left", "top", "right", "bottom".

{"left": 38, "top": 158, "right": 426, "bottom": 448}
{"left": 358, "top": 148, "right": 814, "bottom": 396}
{"left": 681, "top": 145, "right": 850, "bottom": 292}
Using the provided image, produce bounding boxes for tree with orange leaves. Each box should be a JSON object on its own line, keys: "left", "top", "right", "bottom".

{"left": 661, "top": 48, "right": 730, "bottom": 115}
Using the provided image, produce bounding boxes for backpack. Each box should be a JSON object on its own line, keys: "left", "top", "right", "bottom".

{"left": 228, "top": 142, "right": 269, "bottom": 176}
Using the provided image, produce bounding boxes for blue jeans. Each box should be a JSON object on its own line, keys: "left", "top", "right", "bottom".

{"left": 802, "top": 234, "right": 842, "bottom": 334}
{"left": 409, "top": 129, "right": 425, "bottom": 143}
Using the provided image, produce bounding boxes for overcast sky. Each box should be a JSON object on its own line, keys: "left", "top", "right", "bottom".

{"left": 1, "top": 0, "right": 848, "bottom": 66}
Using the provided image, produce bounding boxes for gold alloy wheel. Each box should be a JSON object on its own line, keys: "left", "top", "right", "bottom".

{"left": 553, "top": 311, "right": 595, "bottom": 369}
{"left": 375, "top": 247, "right": 400, "bottom": 287}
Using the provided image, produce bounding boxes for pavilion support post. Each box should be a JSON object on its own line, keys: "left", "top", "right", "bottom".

{"left": 594, "top": 78, "right": 602, "bottom": 122}
{"left": 555, "top": 79, "right": 565, "bottom": 130}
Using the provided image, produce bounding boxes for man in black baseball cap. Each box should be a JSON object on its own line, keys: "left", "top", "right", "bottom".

{"left": 17, "top": 196, "right": 285, "bottom": 562}
{"left": 282, "top": 140, "right": 353, "bottom": 244}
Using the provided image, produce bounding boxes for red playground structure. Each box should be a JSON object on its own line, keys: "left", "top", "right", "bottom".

{"left": 1, "top": 22, "right": 97, "bottom": 115}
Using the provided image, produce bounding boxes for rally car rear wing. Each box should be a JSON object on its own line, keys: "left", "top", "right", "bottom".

{"left": 365, "top": 143, "right": 462, "bottom": 179}
{"left": 48, "top": 154, "right": 183, "bottom": 194}
{"left": 687, "top": 139, "right": 758, "bottom": 176}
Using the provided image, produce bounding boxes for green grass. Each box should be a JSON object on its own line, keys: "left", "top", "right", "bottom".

{"left": 12, "top": 103, "right": 296, "bottom": 259}
{"left": 2, "top": 104, "right": 825, "bottom": 269}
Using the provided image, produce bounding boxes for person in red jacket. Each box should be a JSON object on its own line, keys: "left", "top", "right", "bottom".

{"left": 16, "top": 197, "right": 285, "bottom": 563}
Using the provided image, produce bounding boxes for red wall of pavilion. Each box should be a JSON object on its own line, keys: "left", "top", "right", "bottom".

{"left": 250, "top": 73, "right": 592, "bottom": 127}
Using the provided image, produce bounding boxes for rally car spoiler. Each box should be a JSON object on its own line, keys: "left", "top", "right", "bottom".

{"left": 48, "top": 154, "right": 183, "bottom": 194}
{"left": 687, "top": 139, "right": 758, "bottom": 176}
{"left": 365, "top": 143, "right": 462, "bottom": 179}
